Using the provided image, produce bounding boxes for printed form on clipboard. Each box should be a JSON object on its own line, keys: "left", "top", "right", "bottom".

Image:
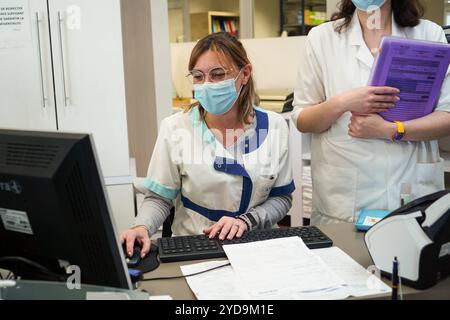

{"left": 368, "top": 36, "right": 450, "bottom": 122}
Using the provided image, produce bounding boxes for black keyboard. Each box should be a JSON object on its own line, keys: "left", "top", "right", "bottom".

{"left": 157, "top": 226, "right": 333, "bottom": 263}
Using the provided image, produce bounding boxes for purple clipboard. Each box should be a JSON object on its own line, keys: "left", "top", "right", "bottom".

{"left": 368, "top": 36, "right": 450, "bottom": 122}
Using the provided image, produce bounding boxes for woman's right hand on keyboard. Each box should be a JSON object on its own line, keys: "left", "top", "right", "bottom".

{"left": 204, "top": 217, "right": 248, "bottom": 241}
{"left": 120, "top": 226, "right": 151, "bottom": 258}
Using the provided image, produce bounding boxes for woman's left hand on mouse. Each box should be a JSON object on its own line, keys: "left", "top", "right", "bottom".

{"left": 120, "top": 225, "right": 151, "bottom": 258}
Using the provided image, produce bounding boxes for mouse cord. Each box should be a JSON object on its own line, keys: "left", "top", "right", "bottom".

{"left": 140, "top": 262, "right": 231, "bottom": 282}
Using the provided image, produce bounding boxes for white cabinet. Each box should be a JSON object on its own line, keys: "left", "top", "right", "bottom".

{"left": 0, "top": 0, "right": 129, "bottom": 179}
{"left": 0, "top": 0, "right": 56, "bottom": 131}
{"left": 48, "top": 0, "right": 129, "bottom": 177}
{"left": 0, "top": 0, "right": 134, "bottom": 232}
{"left": 106, "top": 184, "right": 135, "bottom": 235}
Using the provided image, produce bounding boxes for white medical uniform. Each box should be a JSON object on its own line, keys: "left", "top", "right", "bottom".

{"left": 144, "top": 106, "right": 295, "bottom": 236}
{"left": 292, "top": 13, "right": 450, "bottom": 225}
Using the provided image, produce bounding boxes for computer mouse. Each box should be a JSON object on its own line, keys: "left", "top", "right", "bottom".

{"left": 123, "top": 243, "right": 142, "bottom": 268}
{"left": 133, "top": 245, "right": 160, "bottom": 274}
{"left": 122, "top": 243, "right": 160, "bottom": 273}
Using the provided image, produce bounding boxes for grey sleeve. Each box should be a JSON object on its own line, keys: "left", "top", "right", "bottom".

{"left": 240, "top": 195, "right": 293, "bottom": 230}
{"left": 132, "top": 190, "right": 173, "bottom": 236}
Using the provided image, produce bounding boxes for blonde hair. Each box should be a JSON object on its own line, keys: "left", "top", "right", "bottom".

{"left": 187, "top": 32, "right": 259, "bottom": 124}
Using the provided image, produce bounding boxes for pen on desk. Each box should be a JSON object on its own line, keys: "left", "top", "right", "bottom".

{"left": 392, "top": 257, "right": 399, "bottom": 300}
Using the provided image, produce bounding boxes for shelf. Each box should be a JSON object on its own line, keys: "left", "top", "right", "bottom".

{"left": 281, "top": 0, "right": 326, "bottom": 36}
{"left": 190, "top": 11, "right": 239, "bottom": 41}
{"left": 302, "top": 152, "right": 311, "bottom": 161}
{"left": 208, "top": 11, "right": 239, "bottom": 18}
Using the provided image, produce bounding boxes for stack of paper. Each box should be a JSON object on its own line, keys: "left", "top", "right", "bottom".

{"left": 181, "top": 237, "right": 390, "bottom": 300}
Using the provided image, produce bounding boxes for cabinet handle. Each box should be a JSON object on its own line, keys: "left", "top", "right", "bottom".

{"left": 35, "top": 12, "right": 47, "bottom": 109}
{"left": 58, "top": 11, "right": 70, "bottom": 107}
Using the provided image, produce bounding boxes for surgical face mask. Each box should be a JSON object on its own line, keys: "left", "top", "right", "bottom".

{"left": 351, "top": 0, "right": 386, "bottom": 12}
{"left": 194, "top": 71, "right": 243, "bottom": 116}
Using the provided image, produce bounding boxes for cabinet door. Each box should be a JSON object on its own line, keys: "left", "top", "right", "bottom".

{"left": 0, "top": 0, "right": 57, "bottom": 130}
{"left": 48, "top": 0, "right": 130, "bottom": 178}
{"left": 105, "top": 184, "right": 135, "bottom": 235}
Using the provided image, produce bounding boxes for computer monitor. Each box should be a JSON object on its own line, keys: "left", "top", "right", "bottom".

{"left": 0, "top": 129, "right": 132, "bottom": 290}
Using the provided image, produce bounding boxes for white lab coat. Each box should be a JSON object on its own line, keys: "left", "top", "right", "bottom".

{"left": 292, "top": 13, "right": 450, "bottom": 225}
{"left": 145, "top": 106, "right": 294, "bottom": 235}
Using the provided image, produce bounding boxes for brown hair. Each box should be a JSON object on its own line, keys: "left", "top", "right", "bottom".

{"left": 331, "top": 0, "right": 424, "bottom": 33}
{"left": 187, "top": 32, "right": 258, "bottom": 125}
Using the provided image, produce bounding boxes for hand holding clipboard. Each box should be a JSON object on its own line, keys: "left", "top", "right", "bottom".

{"left": 368, "top": 37, "right": 450, "bottom": 122}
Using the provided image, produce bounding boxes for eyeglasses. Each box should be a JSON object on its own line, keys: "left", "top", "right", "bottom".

{"left": 186, "top": 66, "right": 235, "bottom": 85}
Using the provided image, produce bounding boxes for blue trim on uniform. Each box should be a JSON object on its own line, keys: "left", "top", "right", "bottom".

{"left": 239, "top": 175, "right": 254, "bottom": 215}
{"left": 213, "top": 157, "right": 250, "bottom": 178}
{"left": 189, "top": 106, "right": 269, "bottom": 153}
{"left": 181, "top": 194, "right": 242, "bottom": 221}
{"left": 181, "top": 157, "right": 254, "bottom": 222}
{"left": 244, "top": 108, "right": 269, "bottom": 154}
{"left": 143, "top": 179, "right": 179, "bottom": 200}
{"left": 269, "top": 180, "right": 296, "bottom": 197}
{"left": 182, "top": 106, "right": 270, "bottom": 221}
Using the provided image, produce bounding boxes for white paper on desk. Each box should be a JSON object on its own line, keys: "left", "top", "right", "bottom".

{"left": 180, "top": 260, "right": 251, "bottom": 300}
{"left": 314, "top": 247, "right": 391, "bottom": 297}
{"left": 149, "top": 295, "right": 173, "bottom": 300}
{"left": 223, "top": 237, "right": 349, "bottom": 300}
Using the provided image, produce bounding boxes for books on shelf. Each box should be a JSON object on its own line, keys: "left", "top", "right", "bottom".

{"left": 211, "top": 16, "right": 238, "bottom": 36}
{"left": 190, "top": 11, "right": 239, "bottom": 41}
{"left": 304, "top": 10, "right": 326, "bottom": 25}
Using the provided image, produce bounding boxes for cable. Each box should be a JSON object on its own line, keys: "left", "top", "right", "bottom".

{"left": 0, "top": 257, "right": 65, "bottom": 281}
{"left": 141, "top": 262, "right": 231, "bottom": 282}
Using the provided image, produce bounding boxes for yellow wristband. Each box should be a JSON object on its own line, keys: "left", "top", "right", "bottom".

{"left": 394, "top": 121, "right": 405, "bottom": 134}
{"left": 392, "top": 121, "right": 405, "bottom": 141}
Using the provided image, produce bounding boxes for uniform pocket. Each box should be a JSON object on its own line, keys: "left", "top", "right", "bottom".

{"left": 326, "top": 113, "right": 355, "bottom": 144}
{"left": 313, "top": 162, "right": 357, "bottom": 222}
{"left": 413, "top": 160, "right": 445, "bottom": 199}
{"left": 253, "top": 174, "right": 278, "bottom": 204}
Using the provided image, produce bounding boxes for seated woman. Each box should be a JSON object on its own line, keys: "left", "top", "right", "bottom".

{"left": 121, "top": 32, "right": 295, "bottom": 258}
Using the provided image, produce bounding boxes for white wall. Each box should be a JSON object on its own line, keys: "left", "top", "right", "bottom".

{"left": 215, "top": 0, "right": 240, "bottom": 12}
{"left": 171, "top": 36, "right": 307, "bottom": 98}
{"left": 326, "top": 0, "right": 340, "bottom": 20}
{"left": 423, "top": 0, "right": 445, "bottom": 25}
{"left": 170, "top": 0, "right": 283, "bottom": 42}
{"left": 189, "top": 0, "right": 239, "bottom": 13}
{"left": 168, "top": 0, "right": 188, "bottom": 43}
{"left": 189, "top": 0, "right": 211, "bottom": 13}
{"left": 242, "top": 36, "right": 306, "bottom": 91}
{"left": 169, "top": 8, "right": 185, "bottom": 42}
{"left": 254, "top": 0, "right": 280, "bottom": 38}
{"left": 444, "top": 1, "right": 450, "bottom": 25}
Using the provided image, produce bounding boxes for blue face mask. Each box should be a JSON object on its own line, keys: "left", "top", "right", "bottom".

{"left": 352, "top": 0, "right": 386, "bottom": 11}
{"left": 194, "top": 71, "right": 243, "bottom": 116}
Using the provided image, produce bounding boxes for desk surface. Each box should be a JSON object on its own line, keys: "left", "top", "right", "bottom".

{"left": 140, "top": 223, "right": 450, "bottom": 300}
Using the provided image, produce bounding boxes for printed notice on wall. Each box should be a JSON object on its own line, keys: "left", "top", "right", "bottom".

{"left": 0, "top": 0, "right": 32, "bottom": 48}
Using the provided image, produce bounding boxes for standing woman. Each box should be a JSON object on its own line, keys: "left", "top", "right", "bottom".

{"left": 121, "top": 32, "right": 294, "bottom": 257}
{"left": 292, "top": 0, "right": 450, "bottom": 225}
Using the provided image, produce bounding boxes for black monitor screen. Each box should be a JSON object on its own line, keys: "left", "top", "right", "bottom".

{"left": 0, "top": 129, "right": 131, "bottom": 290}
